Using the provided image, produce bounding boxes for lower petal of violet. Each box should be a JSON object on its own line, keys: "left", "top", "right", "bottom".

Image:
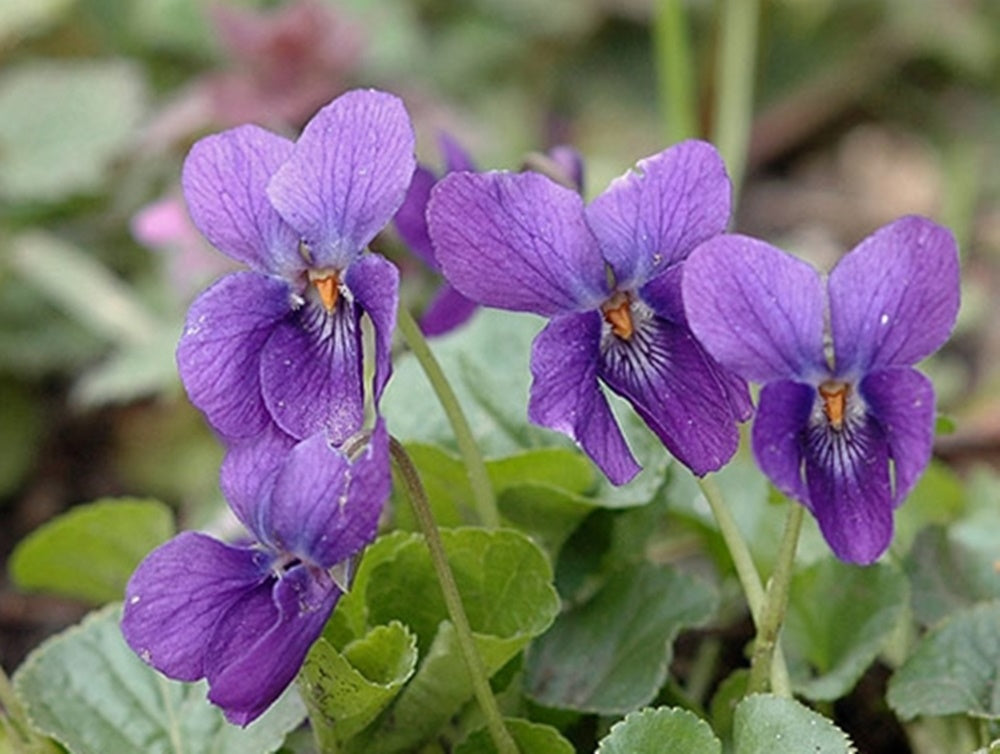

{"left": 122, "top": 532, "right": 274, "bottom": 682}
{"left": 860, "top": 366, "right": 936, "bottom": 506}
{"left": 803, "top": 411, "right": 894, "bottom": 564}
{"left": 528, "top": 312, "right": 641, "bottom": 486}
{"left": 751, "top": 379, "right": 815, "bottom": 504}
{"left": 259, "top": 297, "right": 364, "bottom": 444}
{"left": 598, "top": 314, "right": 745, "bottom": 476}
{"left": 177, "top": 271, "right": 292, "bottom": 441}
{"left": 205, "top": 564, "right": 340, "bottom": 726}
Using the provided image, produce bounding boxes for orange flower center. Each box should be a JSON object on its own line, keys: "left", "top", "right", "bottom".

{"left": 818, "top": 380, "right": 849, "bottom": 431}
{"left": 309, "top": 270, "right": 340, "bottom": 312}
{"left": 601, "top": 292, "right": 634, "bottom": 340}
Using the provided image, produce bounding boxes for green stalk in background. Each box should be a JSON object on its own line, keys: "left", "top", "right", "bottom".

{"left": 654, "top": 0, "right": 699, "bottom": 143}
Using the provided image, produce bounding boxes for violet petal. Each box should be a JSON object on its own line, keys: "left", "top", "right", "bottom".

{"left": 267, "top": 90, "right": 416, "bottom": 270}
{"left": 428, "top": 171, "right": 610, "bottom": 316}
{"left": 420, "top": 283, "right": 479, "bottom": 337}
{"left": 528, "top": 312, "right": 641, "bottom": 485}
{"left": 598, "top": 314, "right": 745, "bottom": 476}
{"left": 587, "top": 141, "right": 731, "bottom": 289}
{"left": 177, "top": 271, "right": 291, "bottom": 440}
{"left": 220, "top": 424, "right": 297, "bottom": 538}
{"left": 345, "top": 253, "right": 399, "bottom": 402}
{"left": 751, "top": 380, "right": 815, "bottom": 504}
{"left": 684, "top": 234, "right": 828, "bottom": 383}
{"left": 122, "top": 532, "right": 272, "bottom": 682}
{"left": 393, "top": 164, "right": 438, "bottom": 268}
{"left": 181, "top": 125, "right": 301, "bottom": 276}
{"left": 829, "top": 216, "right": 960, "bottom": 375}
{"left": 861, "top": 366, "right": 936, "bottom": 506}
{"left": 259, "top": 299, "right": 364, "bottom": 444}
{"left": 804, "top": 411, "right": 894, "bottom": 564}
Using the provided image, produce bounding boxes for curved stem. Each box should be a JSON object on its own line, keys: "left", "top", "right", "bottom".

{"left": 389, "top": 438, "right": 518, "bottom": 754}
{"left": 696, "top": 475, "right": 791, "bottom": 695}
{"left": 747, "top": 503, "right": 804, "bottom": 696}
{"left": 396, "top": 307, "right": 500, "bottom": 528}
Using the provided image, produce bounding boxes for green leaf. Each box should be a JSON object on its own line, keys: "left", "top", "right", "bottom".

{"left": 525, "top": 562, "right": 717, "bottom": 714}
{"left": 732, "top": 694, "right": 855, "bottom": 753}
{"left": 0, "top": 60, "right": 147, "bottom": 203}
{"left": 0, "top": 380, "right": 43, "bottom": 499}
{"left": 891, "top": 459, "right": 966, "bottom": 556}
{"left": 888, "top": 601, "right": 1000, "bottom": 720}
{"left": 9, "top": 498, "right": 174, "bottom": 604}
{"left": 300, "top": 622, "right": 418, "bottom": 749}
{"left": 783, "top": 558, "right": 908, "bottom": 700}
{"left": 497, "top": 483, "right": 595, "bottom": 560}
{"left": 597, "top": 707, "right": 721, "bottom": 754}
{"left": 0, "top": 0, "right": 75, "bottom": 44}
{"left": 349, "top": 528, "right": 559, "bottom": 753}
{"left": 13, "top": 604, "right": 306, "bottom": 754}
{"left": 382, "top": 309, "right": 669, "bottom": 507}
{"left": 455, "top": 718, "right": 574, "bottom": 754}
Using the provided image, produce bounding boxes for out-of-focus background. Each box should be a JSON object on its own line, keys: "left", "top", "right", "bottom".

{"left": 0, "top": 0, "right": 997, "bottom": 732}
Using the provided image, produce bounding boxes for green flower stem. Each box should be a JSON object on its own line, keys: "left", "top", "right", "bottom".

{"left": 0, "top": 665, "right": 53, "bottom": 753}
{"left": 388, "top": 438, "right": 518, "bottom": 754}
{"left": 748, "top": 502, "right": 805, "bottom": 696}
{"left": 696, "top": 476, "right": 791, "bottom": 695}
{"left": 653, "top": 0, "right": 698, "bottom": 143}
{"left": 711, "top": 0, "right": 760, "bottom": 205}
{"left": 396, "top": 307, "right": 500, "bottom": 529}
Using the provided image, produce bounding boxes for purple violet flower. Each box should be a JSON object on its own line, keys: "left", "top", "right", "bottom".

{"left": 177, "top": 89, "right": 415, "bottom": 447}
{"left": 122, "top": 422, "right": 390, "bottom": 725}
{"left": 426, "top": 140, "right": 752, "bottom": 484}
{"left": 683, "top": 217, "right": 960, "bottom": 563}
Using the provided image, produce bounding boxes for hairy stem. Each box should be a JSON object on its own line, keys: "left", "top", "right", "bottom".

{"left": 396, "top": 307, "right": 500, "bottom": 528}
{"left": 747, "top": 503, "right": 804, "bottom": 695}
{"left": 389, "top": 438, "right": 518, "bottom": 754}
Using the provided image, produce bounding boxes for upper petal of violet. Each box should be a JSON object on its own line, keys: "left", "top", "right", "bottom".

{"left": 586, "top": 140, "right": 731, "bottom": 290}
{"left": 182, "top": 124, "right": 301, "bottom": 276}
{"left": 393, "top": 164, "right": 439, "bottom": 269}
{"left": 267, "top": 89, "right": 416, "bottom": 269}
{"left": 684, "top": 234, "right": 828, "bottom": 383}
{"left": 828, "top": 216, "right": 960, "bottom": 375}
{"left": 428, "top": 171, "right": 610, "bottom": 316}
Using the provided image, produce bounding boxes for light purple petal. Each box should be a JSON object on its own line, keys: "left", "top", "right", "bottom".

{"left": 181, "top": 125, "right": 301, "bottom": 275}
{"left": 267, "top": 89, "right": 416, "bottom": 269}
{"left": 177, "top": 271, "right": 292, "bottom": 440}
{"left": 829, "top": 216, "right": 960, "bottom": 374}
{"left": 598, "top": 314, "right": 746, "bottom": 476}
{"left": 345, "top": 253, "right": 399, "bottom": 402}
{"left": 528, "top": 313, "right": 640, "bottom": 485}
{"left": 122, "top": 532, "right": 272, "bottom": 682}
{"left": 259, "top": 300, "right": 364, "bottom": 444}
{"left": 207, "top": 566, "right": 339, "bottom": 725}
{"left": 438, "top": 132, "right": 475, "bottom": 173}
{"left": 546, "top": 145, "right": 585, "bottom": 194}
{"left": 220, "top": 424, "right": 297, "bottom": 538}
{"left": 804, "top": 412, "right": 894, "bottom": 564}
{"left": 428, "top": 171, "right": 610, "bottom": 316}
{"left": 684, "top": 234, "right": 828, "bottom": 383}
{"left": 394, "top": 164, "right": 438, "bottom": 268}
{"left": 420, "top": 283, "right": 479, "bottom": 337}
{"left": 751, "top": 380, "right": 815, "bottom": 503}
{"left": 861, "top": 367, "right": 936, "bottom": 505}
{"left": 587, "top": 141, "right": 731, "bottom": 289}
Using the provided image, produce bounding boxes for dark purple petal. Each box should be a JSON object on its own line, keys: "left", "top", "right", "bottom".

{"left": 428, "top": 171, "right": 610, "bottom": 316}
{"left": 420, "top": 283, "right": 479, "bottom": 337}
{"left": 122, "top": 532, "right": 273, "bottom": 682}
{"left": 438, "top": 132, "right": 475, "bottom": 173}
{"left": 598, "top": 313, "right": 746, "bottom": 476}
{"left": 206, "top": 565, "right": 340, "bottom": 725}
{"left": 861, "top": 367, "right": 936, "bottom": 505}
{"left": 259, "top": 299, "right": 364, "bottom": 444}
{"left": 181, "top": 125, "right": 301, "bottom": 275}
{"left": 220, "top": 424, "right": 297, "bottom": 537}
{"left": 177, "top": 271, "right": 292, "bottom": 440}
{"left": 345, "top": 253, "right": 399, "bottom": 402}
{"left": 267, "top": 89, "right": 416, "bottom": 270}
{"left": 751, "top": 380, "right": 815, "bottom": 503}
{"left": 528, "top": 313, "right": 640, "bottom": 485}
{"left": 803, "top": 410, "right": 894, "bottom": 564}
{"left": 684, "top": 234, "right": 828, "bottom": 383}
{"left": 829, "top": 216, "right": 960, "bottom": 374}
{"left": 264, "top": 421, "right": 389, "bottom": 566}
{"left": 586, "top": 141, "right": 731, "bottom": 289}
{"left": 394, "top": 164, "right": 438, "bottom": 268}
